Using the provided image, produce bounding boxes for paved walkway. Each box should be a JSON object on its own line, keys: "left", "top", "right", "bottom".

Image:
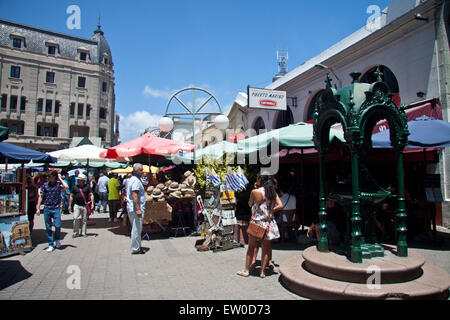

{"left": 0, "top": 212, "right": 449, "bottom": 300}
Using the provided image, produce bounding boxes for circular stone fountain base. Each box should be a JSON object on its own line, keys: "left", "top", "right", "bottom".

{"left": 279, "top": 245, "right": 450, "bottom": 300}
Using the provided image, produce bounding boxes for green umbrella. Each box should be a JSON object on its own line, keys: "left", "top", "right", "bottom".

{"left": 169, "top": 140, "right": 238, "bottom": 163}
{"left": 236, "top": 122, "right": 344, "bottom": 155}
{"left": 274, "top": 122, "right": 344, "bottom": 147}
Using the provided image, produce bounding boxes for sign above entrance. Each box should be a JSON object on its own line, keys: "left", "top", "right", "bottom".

{"left": 248, "top": 87, "right": 287, "bottom": 111}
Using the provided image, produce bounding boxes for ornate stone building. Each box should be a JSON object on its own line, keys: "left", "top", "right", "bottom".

{"left": 0, "top": 18, "right": 119, "bottom": 151}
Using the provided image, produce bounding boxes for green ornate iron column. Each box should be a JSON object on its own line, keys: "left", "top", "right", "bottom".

{"left": 396, "top": 151, "right": 408, "bottom": 257}
{"left": 350, "top": 149, "right": 363, "bottom": 263}
{"left": 317, "top": 151, "right": 328, "bottom": 252}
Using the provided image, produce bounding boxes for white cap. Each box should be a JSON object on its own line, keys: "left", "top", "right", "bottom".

{"left": 76, "top": 173, "right": 87, "bottom": 181}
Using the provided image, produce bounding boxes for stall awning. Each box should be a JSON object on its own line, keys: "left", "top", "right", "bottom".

{"left": 0, "top": 142, "right": 57, "bottom": 163}
{"left": 0, "top": 125, "right": 8, "bottom": 142}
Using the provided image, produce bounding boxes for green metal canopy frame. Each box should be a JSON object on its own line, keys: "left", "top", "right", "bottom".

{"left": 313, "top": 69, "right": 410, "bottom": 263}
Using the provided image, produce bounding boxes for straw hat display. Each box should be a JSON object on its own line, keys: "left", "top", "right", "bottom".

{"left": 151, "top": 188, "right": 165, "bottom": 201}
{"left": 183, "top": 170, "right": 196, "bottom": 187}
{"left": 169, "top": 190, "right": 182, "bottom": 199}
{"left": 169, "top": 182, "right": 180, "bottom": 192}
{"left": 146, "top": 185, "right": 155, "bottom": 195}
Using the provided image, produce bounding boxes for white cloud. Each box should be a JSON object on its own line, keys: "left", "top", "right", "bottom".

{"left": 118, "top": 111, "right": 162, "bottom": 143}
{"left": 142, "top": 86, "right": 173, "bottom": 99}
{"left": 142, "top": 83, "right": 211, "bottom": 99}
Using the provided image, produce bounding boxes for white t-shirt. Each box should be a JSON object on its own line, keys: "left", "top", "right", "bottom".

{"left": 98, "top": 175, "right": 110, "bottom": 193}
{"left": 280, "top": 193, "right": 296, "bottom": 222}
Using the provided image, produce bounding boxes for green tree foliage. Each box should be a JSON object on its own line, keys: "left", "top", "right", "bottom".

{"left": 192, "top": 154, "right": 258, "bottom": 196}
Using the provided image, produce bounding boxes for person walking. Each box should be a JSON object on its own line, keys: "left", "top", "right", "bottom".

{"left": 126, "top": 163, "right": 147, "bottom": 254}
{"left": 61, "top": 172, "right": 70, "bottom": 215}
{"left": 36, "top": 171, "right": 69, "bottom": 252}
{"left": 97, "top": 171, "right": 109, "bottom": 213}
{"left": 237, "top": 174, "right": 283, "bottom": 278}
{"left": 107, "top": 172, "right": 121, "bottom": 222}
{"left": 26, "top": 175, "right": 39, "bottom": 233}
{"left": 69, "top": 173, "right": 94, "bottom": 238}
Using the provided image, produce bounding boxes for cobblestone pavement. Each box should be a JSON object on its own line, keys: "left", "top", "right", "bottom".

{"left": 0, "top": 212, "right": 449, "bottom": 300}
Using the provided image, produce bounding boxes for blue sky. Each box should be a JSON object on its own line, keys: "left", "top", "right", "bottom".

{"left": 1, "top": 0, "right": 391, "bottom": 142}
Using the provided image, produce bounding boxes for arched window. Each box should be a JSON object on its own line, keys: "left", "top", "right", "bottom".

{"left": 275, "top": 107, "right": 294, "bottom": 129}
{"left": 253, "top": 117, "right": 266, "bottom": 134}
{"left": 360, "top": 65, "right": 400, "bottom": 105}
{"left": 306, "top": 90, "right": 325, "bottom": 122}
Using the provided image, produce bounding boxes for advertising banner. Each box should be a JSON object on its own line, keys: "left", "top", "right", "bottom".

{"left": 248, "top": 87, "right": 287, "bottom": 111}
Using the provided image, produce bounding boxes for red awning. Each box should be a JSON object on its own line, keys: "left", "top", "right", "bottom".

{"left": 100, "top": 133, "right": 195, "bottom": 159}
{"left": 373, "top": 101, "right": 442, "bottom": 133}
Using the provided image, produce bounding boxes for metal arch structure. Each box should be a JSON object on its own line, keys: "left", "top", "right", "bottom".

{"left": 164, "top": 87, "right": 224, "bottom": 116}
{"left": 163, "top": 87, "right": 225, "bottom": 161}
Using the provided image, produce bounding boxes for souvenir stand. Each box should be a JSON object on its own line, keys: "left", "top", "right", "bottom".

{"left": 143, "top": 170, "right": 197, "bottom": 237}
{"left": 0, "top": 167, "right": 29, "bottom": 257}
{"left": 0, "top": 141, "right": 57, "bottom": 257}
{"left": 195, "top": 167, "right": 247, "bottom": 252}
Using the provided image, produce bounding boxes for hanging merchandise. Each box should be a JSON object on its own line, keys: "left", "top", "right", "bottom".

{"left": 236, "top": 166, "right": 249, "bottom": 187}
{"left": 225, "top": 167, "right": 242, "bottom": 192}
{"left": 206, "top": 167, "right": 221, "bottom": 185}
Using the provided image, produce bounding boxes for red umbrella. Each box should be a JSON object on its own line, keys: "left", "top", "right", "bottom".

{"left": 100, "top": 133, "right": 195, "bottom": 159}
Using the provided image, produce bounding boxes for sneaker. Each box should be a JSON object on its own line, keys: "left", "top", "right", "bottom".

{"left": 55, "top": 241, "right": 61, "bottom": 248}
{"left": 46, "top": 246, "right": 55, "bottom": 252}
{"left": 108, "top": 218, "right": 113, "bottom": 222}
{"left": 72, "top": 233, "right": 79, "bottom": 238}
{"left": 83, "top": 234, "right": 87, "bottom": 238}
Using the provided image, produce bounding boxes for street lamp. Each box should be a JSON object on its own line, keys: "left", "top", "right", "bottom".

{"left": 315, "top": 63, "right": 342, "bottom": 89}
{"left": 159, "top": 87, "right": 229, "bottom": 162}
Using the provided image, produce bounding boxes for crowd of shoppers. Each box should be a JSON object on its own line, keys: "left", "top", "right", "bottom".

{"left": 25, "top": 168, "right": 140, "bottom": 253}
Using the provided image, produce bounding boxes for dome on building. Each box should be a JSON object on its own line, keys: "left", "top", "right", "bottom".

{"left": 90, "top": 22, "right": 113, "bottom": 67}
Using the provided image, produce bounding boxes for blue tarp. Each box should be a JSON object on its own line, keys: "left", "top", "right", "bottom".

{"left": 372, "top": 116, "right": 450, "bottom": 149}
{"left": 0, "top": 142, "right": 57, "bottom": 163}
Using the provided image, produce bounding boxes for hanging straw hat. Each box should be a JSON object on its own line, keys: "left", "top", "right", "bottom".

{"left": 183, "top": 171, "right": 192, "bottom": 178}
{"left": 151, "top": 188, "right": 164, "bottom": 200}
{"left": 146, "top": 185, "right": 155, "bottom": 194}
{"left": 169, "top": 182, "right": 180, "bottom": 192}
{"left": 156, "top": 183, "right": 165, "bottom": 190}
{"left": 170, "top": 190, "right": 182, "bottom": 199}
{"left": 164, "top": 180, "right": 173, "bottom": 187}
{"left": 185, "top": 174, "right": 196, "bottom": 187}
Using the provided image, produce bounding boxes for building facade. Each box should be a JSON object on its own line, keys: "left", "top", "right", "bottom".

{"left": 0, "top": 19, "right": 118, "bottom": 152}
{"left": 246, "top": 0, "right": 450, "bottom": 225}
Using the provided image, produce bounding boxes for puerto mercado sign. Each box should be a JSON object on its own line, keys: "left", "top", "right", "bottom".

{"left": 248, "top": 87, "right": 287, "bottom": 111}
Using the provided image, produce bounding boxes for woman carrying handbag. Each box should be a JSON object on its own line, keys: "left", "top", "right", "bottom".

{"left": 69, "top": 173, "right": 94, "bottom": 238}
{"left": 237, "top": 174, "right": 283, "bottom": 278}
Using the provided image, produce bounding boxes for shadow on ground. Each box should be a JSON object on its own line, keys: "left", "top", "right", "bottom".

{"left": 0, "top": 260, "right": 32, "bottom": 290}
{"left": 30, "top": 229, "right": 68, "bottom": 247}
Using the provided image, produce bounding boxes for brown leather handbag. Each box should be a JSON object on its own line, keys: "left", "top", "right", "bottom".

{"left": 247, "top": 221, "right": 267, "bottom": 240}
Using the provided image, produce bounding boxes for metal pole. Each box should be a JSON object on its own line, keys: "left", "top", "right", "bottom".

{"left": 396, "top": 150, "right": 408, "bottom": 257}
{"left": 350, "top": 151, "right": 363, "bottom": 263}
{"left": 317, "top": 151, "right": 328, "bottom": 252}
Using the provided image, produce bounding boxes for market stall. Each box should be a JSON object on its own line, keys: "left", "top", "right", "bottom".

{"left": 143, "top": 170, "right": 197, "bottom": 236}
{"left": 0, "top": 141, "right": 57, "bottom": 257}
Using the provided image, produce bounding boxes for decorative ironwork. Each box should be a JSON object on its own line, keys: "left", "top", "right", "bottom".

{"left": 313, "top": 71, "right": 410, "bottom": 263}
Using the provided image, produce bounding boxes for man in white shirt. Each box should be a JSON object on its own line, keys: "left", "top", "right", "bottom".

{"left": 97, "top": 172, "right": 109, "bottom": 213}
{"left": 126, "top": 163, "right": 147, "bottom": 254}
{"left": 278, "top": 187, "right": 297, "bottom": 240}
